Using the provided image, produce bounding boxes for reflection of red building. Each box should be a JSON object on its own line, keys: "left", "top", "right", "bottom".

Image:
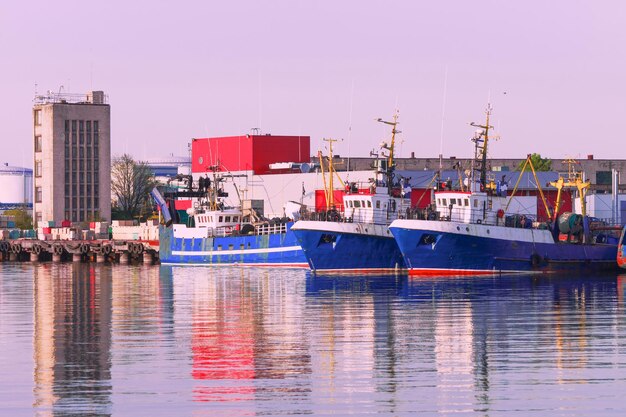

{"left": 191, "top": 300, "right": 255, "bottom": 402}
{"left": 191, "top": 135, "right": 310, "bottom": 175}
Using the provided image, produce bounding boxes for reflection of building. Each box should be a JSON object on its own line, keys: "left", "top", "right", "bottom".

{"left": 32, "top": 90, "right": 111, "bottom": 226}
{"left": 33, "top": 264, "right": 112, "bottom": 416}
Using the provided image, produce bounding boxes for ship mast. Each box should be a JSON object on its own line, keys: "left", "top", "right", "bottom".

{"left": 470, "top": 104, "right": 493, "bottom": 190}
{"left": 322, "top": 137, "right": 340, "bottom": 209}
{"left": 376, "top": 110, "right": 400, "bottom": 190}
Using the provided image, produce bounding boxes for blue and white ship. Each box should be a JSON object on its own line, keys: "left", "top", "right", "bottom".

{"left": 292, "top": 113, "right": 409, "bottom": 274}
{"left": 153, "top": 174, "right": 307, "bottom": 267}
{"left": 389, "top": 105, "right": 621, "bottom": 275}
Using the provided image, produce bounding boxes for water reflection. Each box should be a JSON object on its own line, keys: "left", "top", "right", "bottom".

{"left": 0, "top": 263, "right": 624, "bottom": 416}
{"left": 33, "top": 263, "right": 113, "bottom": 417}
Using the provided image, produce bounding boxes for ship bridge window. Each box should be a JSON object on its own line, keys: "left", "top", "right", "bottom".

{"left": 442, "top": 199, "right": 447, "bottom": 206}
{"left": 367, "top": 201, "right": 372, "bottom": 208}
{"left": 233, "top": 216, "right": 238, "bottom": 222}
{"left": 219, "top": 216, "right": 223, "bottom": 222}
{"left": 473, "top": 200, "right": 478, "bottom": 208}
{"left": 225, "top": 216, "right": 231, "bottom": 222}
{"left": 464, "top": 199, "right": 469, "bottom": 206}
{"left": 354, "top": 201, "right": 361, "bottom": 208}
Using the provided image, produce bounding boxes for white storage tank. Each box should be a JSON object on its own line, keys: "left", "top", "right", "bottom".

{"left": 0, "top": 163, "right": 33, "bottom": 205}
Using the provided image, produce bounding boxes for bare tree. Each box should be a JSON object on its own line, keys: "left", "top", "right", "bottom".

{"left": 111, "top": 154, "right": 156, "bottom": 220}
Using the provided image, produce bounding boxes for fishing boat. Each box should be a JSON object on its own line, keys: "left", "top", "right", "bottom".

{"left": 389, "top": 105, "right": 621, "bottom": 275}
{"left": 291, "top": 113, "right": 410, "bottom": 273}
{"left": 153, "top": 170, "right": 307, "bottom": 267}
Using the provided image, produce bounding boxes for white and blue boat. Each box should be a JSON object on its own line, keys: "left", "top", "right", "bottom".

{"left": 292, "top": 113, "right": 409, "bottom": 274}
{"left": 153, "top": 174, "right": 307, "bottom": 267}
{"left": 390, "top": 105, "right": 621, "bottom": 275}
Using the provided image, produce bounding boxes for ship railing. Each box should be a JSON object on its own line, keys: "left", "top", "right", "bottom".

{"left": 208, "top": 222, "right": 289, "bottom": 237}
{"left": 254, "top": 222, "right": 288, "bottom": 235}
{"left": 298, "top": 206, "right": 409, "bottom": 225}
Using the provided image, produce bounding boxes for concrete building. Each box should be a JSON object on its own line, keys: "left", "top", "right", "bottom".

{"left": 32, "top": 90, "right": 111, "bottom": 226}
{"left": 328, "top": 155, "right": 626, "bottom": 193}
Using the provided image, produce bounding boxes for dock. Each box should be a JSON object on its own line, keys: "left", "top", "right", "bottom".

{"left": 0, "top": 239, "right": 159, "bottom": 264}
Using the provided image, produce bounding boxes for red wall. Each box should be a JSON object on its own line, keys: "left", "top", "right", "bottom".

{"left": 192, "top": 135, "right": 310, "bottom": 174}
{"left": 191, "top": 136, "right": 253, "bottom": 173}
{"left": 251, "top": 135, "right": 310, "bottom": 174}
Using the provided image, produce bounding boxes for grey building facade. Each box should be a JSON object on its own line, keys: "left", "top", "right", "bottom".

{"left": 32, "top": 91, "right": 111, "bottom": 227}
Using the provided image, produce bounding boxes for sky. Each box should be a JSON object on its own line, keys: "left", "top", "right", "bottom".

{"left": 1, "top": 0, "right": 625, "bottom": 168}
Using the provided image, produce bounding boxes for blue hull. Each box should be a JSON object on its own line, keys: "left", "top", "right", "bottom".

{"left": 159, "top": 223, "right": 307, "bottom": 267}
{"left": 390, "top": 225, "right": 619, "bottom": 275}
{"left": 292, "top": 228, "right": 406, "bottom": 273}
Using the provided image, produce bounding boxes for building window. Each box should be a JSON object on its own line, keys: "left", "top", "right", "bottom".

{"left": 34, "top": 135, "right": 42, "bottom": 152}
{"left": 35, "top": 187, "right": 42, "bottom": 203}
{"left": 34, "top": 109, "right": 42, "bottom": 125}
{"left": 596, "top": 171, "right": 612, "bottom": 185}
{"left": 35, "top": 160, "right": 42, "bottom": 177}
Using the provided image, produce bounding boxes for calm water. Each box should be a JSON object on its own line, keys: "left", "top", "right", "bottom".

{"left": 1, "top": 263, "right": 626, "bottom": 416}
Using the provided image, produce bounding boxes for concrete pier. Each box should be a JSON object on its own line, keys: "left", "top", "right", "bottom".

{"left": 0, "top": 239, "right": 158, "bottom": 265}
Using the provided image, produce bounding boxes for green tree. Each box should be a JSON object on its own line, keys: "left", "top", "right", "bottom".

{"left": 111, "top": 154, "right": 157, "bottom": 220}
{"left": 516, "top": 153, "right": 552, "bottom": 171}
{"left": 3, "top": 207, "right": 32, "bottom": 229}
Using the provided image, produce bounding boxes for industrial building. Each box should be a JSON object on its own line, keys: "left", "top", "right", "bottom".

{"left": 32, "top": 90, "right": 111, "bottom": 227}
{"left": 0, "top": 163, "right": 32, "bottom": 214}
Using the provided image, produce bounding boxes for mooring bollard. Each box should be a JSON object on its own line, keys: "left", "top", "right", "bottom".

{"left": 52, "top": 254, "right": 62, "bottom": 262}
{"left": 72, "top": 253, "right": 82, "bottom": 262}
{"left": 96, "top": 254, "right": 106, "bottom": 263}
{"left": 30, "top": 253, "right": 39, "bottom": 262}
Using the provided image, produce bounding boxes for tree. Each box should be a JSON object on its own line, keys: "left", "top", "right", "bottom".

{"left": 111, "top": 154, "right": 156, "bottom": 220}
{"left": 3, "top": 207, "right": 32, "bottom": 229}
{"left": 516, "top": 153, "right": 552, "bottom": 171}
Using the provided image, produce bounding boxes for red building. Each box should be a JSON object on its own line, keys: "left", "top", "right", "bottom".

{"left": 191, "top": 134, "right": 310, "bottom": 175}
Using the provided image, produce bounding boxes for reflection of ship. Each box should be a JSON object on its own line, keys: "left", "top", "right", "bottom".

{"left": 390, "top": 105, "right": 620, "bottom": 275}
{"left": 154, "top": 169, "right": 307, "bottom": 267}
{"left": 292, "top": 113, "right": 409, "bottom": 273}
{"left": 618, "top": 227, "right": 626, "bottom": 268}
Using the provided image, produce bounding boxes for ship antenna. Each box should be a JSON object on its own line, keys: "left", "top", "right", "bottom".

{"left": 439, "top": 66, "right": 449, "bottom": 183}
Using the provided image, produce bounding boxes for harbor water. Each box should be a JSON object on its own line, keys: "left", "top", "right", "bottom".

{"left": 1, "top": 263, "right": 626, "bottom": 416}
